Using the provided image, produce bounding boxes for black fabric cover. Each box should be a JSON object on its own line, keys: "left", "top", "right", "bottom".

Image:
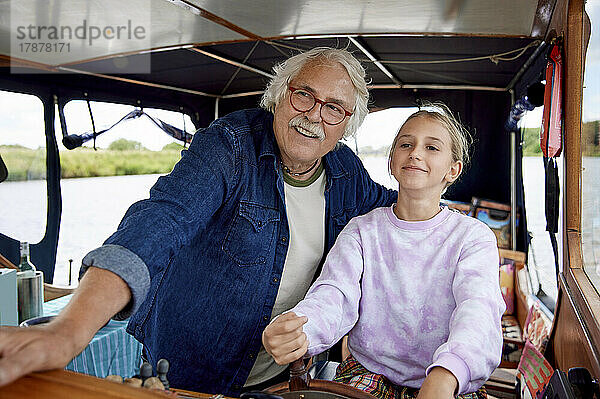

{"left": 0, "top": 153, "right": 7, "bottom": 183}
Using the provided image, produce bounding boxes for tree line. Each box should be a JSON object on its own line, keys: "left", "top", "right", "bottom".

{"left": 0, "top": 140, "right": 185, "bottom": 181}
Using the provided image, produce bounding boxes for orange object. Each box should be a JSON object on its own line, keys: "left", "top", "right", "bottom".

{"left": 540, "top": 43, "right": 563, "bottom": 158}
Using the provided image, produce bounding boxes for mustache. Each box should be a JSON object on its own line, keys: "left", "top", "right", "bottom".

{"left": 289, "top": 115, "right": 325, "bottom": 142}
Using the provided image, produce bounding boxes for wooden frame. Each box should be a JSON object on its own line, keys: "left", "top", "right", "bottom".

{"left": 548, "top": 0, "right": 600, "bottom": 379}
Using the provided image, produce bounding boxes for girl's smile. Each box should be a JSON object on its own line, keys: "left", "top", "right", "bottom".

{"left": 401, "top": 164, "right": 427, "bottom": 173}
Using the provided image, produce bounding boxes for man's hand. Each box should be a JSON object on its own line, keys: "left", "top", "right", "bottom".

{"left": 0, "top": 267, "right": 131, "bottom": 387}
{"left": 416, "top": 366, "right": 458, "bottom": 399}
{"left": 0, "top": 321, "right": 79, "bottom": 386}
{"left": 262, "top": 312, "right": 308, "bottom": 365}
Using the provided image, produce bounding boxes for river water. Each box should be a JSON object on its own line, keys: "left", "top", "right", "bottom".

{"left": 2, "top": 156, "right": 596, "bottom": 302}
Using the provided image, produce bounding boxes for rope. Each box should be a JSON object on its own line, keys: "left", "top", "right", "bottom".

{"left": 380, "top": 40, "right": 541, "bottom": 65}
{"left": 267, "top": 39, "right": 540, "bottom": 66}
{"left": 86, "top": 98, "right": 97, "bottom": 151}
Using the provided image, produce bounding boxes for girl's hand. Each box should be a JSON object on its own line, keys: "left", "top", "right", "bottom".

{"left": 262, "top": 312, "right": 308, "bottom": 365}
{"left": 416, "top": 366, "right": 458, "bottom": 399}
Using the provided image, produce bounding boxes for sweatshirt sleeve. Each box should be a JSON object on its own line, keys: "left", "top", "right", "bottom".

{"left": 426, "top": 225, "right": 506, "bottom": 394}
{"left": 289, "top": 223, "right": 365, "bottom": 357}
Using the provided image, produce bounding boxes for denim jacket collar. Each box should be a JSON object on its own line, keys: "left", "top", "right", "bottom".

{"left": 257, "top": 111, "right": 278, "bottom": 162}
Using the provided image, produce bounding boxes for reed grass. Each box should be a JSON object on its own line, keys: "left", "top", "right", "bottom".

{"left": 1, "top": 146, "right": 183, "bottom": 181}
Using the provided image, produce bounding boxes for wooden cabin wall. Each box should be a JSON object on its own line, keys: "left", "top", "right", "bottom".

{"left": 549, "top": 272, "right": 600, "bottom": 377}
{"left": 546, "top": 0, "right": 600, "bottom": 380}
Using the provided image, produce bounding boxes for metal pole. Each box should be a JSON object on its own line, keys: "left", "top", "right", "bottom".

{"left": 509, "top": 89, "right": 517, "bottom": 250}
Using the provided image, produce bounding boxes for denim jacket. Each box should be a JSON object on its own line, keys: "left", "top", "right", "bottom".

{"left": 94, "top": 108, "right": 396, "bottom": 395}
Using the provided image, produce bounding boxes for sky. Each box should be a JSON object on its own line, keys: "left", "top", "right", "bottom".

{"left": 584, "top": 1, "right": 600, "bottom": 123}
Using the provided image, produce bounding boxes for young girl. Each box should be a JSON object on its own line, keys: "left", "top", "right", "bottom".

{"left": 262, "top": 104, "right": 505, "bottom": 399}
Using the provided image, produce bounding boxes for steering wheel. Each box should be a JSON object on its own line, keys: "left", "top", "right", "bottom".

{"left": 242, "top": 359, "right": 377, "bottom": 399}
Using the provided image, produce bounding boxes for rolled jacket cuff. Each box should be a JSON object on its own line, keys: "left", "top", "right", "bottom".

{"left": 80, "top": 244, "right": 150, "bottom": 320}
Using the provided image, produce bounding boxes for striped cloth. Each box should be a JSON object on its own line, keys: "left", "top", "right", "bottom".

{"left": 334, "top": 355, "right": 487, "bottom": 399}
{"left": 43, "top": 294, "right": 143, "bottom": 378}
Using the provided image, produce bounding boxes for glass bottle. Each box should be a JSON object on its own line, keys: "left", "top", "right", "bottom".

{"left": 16, "top": 241, "right": 43, "bottom": 324}
{"left": 18, "top": 242, "right": 36, "bottom": 276}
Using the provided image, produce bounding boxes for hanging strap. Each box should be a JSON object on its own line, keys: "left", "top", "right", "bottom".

{"left": 544, "top": 156, "right": 560, "bottom": 283}
{"left": 143, "top": 112, "right": 193, "bottom": 144}
{"left": 86, "top": 99, "right": 98, "bottom": 150}
{"left": 540, "top": 41, "right": 563, "bottom": 286}
{"left": 62, "top": 108, "right": 193, "bottom": 150}
{"left": 62, "top": 109, "right": 143, "bottom": 149}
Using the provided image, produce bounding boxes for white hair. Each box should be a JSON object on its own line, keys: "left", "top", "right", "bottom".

{"left": 260, "top": 47, "right": 369, "bottom": 139}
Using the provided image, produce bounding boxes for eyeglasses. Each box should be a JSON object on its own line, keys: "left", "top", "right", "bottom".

{"left": 288, "top": 86, "right": 353, "bottom": 126}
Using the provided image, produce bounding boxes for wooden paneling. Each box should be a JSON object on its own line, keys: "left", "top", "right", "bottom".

{"left": 546, "top": 0, "right": 600, "bottom": 380}
{"left": 0, "top": 369, "right": 175, "bottom": 398}
{"left": 0, "top": 369, "right": 227, "bottom": 398}
{"left": 550, "top": 273, "right": 600, "bottom": 378}
{"left": 515, "top": 263, "right": 530, "bottom": 330}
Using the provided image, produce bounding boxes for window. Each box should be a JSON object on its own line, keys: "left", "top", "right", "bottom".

{"left": 521, "top": 109, "right": 561, "bottom": 303}
{"left": 582, "top": 2, "right": 600, "bottom": 292}
{"left": 347, "top": 107, "right": 419, "bottom": 189}
{"left": 52, "top": 100, "right": 194, "bottom": 285}
{"left": 0, "top": 90, "right": 47, "bottom": 244}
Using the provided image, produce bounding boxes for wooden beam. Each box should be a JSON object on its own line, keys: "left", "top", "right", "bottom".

{"left": 532, "top": 0, "right": 559, "bottom": 37}
{"left": 193, "top": 3, "right": 263, "bottom": 40}
{"left": 564, "top": 0, "right": 584, "bottom": 234}
{"left": 188, "top": 48, "right": 273, "bottom": 79}
{"left": 56, "top": 66, "right": 218, "bottom": 98}
{"left": 0, "top": 54, "right": 56, "bottom": 72}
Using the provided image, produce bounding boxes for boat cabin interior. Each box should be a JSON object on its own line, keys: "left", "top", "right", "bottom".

{"left": 0, "top": 0, "right": 598, "bottom": 398}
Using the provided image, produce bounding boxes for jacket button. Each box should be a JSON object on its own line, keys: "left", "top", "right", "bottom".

{"left": 273, "top": 277, "right": 279, "bottom": 283}
{"left": 249, "top": 353, "right": 255, "bottom": 359}
{"left": 233, "top": 384, "right": 241, "bottom": 390}
{"left": 281, "top": 237, "right": 287, "bottom": 243}
{"left": 257, "top": 221, "right": 262, "bottom": 227}
{"left": 263, "top": 315, "right": 269, "bottom": 321}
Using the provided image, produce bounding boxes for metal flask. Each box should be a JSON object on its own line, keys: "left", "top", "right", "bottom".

{"left": 17, "top": 270, "right": 44, "bottom": 324}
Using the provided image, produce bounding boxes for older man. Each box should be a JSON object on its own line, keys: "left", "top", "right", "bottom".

{"left": 0, "top": 47, "right": 395, "bottom": 395}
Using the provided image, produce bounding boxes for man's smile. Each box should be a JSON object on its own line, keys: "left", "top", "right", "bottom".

{"left": 288, "top": 114, "right": 326, "bottom": 141}
{"left": 293, "top": 125, "right": 320, "bottom": 139}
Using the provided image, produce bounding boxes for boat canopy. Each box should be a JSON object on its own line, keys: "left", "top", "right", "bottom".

{"left": 0, "top": 0, "right": 560, "bottom": 278}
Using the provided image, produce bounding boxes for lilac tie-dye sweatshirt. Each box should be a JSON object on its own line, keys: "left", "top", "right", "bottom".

{"left": 290, "top": 205, "right": 505, "bottom": 394}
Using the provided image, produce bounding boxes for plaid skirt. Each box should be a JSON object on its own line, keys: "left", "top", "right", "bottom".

{"left": 333, "top": 355, "right": 487, "bottom": 399}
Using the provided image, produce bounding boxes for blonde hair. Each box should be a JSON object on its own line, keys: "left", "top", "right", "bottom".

{"left": 260, "top": 47, "right": 369, "bottom": 140}
{"left": 388, "top": 102, "right": 472, "bottom": 189}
